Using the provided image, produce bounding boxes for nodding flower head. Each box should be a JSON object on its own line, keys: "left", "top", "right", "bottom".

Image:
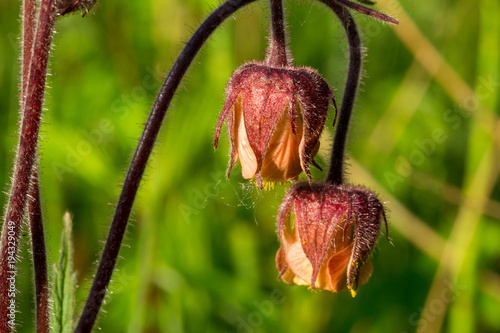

{"left": 214, "top": 62, "right": 335, "bottom": 188}
{"left": 275, "top": 182, "right": 387, "bottom": 296}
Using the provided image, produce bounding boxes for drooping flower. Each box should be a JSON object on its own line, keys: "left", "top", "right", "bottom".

{"left": 214, "top": 62, "right": 335, "bottom": 187}
{"left": 275, "top": 182, "right": 387, "bottom": 296}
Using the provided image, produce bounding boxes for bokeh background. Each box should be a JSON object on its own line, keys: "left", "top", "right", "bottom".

{"left": 1, "top": 0, "right": 499, "bottom": 332}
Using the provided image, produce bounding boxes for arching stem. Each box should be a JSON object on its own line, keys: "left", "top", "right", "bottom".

{"left": 322, "top": 1, "right": 362, "bottom": 185}
{"left": 75, "top": 0, "right": 258, "bottom": 331}
{"left": 321, "top": 0, "right": 397, "bottom": 184}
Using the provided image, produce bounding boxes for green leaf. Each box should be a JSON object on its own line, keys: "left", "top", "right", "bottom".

{"left": 50, "top": 212, "right": 77, "bottom": 333}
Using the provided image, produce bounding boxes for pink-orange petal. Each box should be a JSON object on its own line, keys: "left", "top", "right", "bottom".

{"left": 233, "top": 102, "right": 258, "bottom": 179}
{"left": 326, "top": 245, "right": 354, "bottom": 292}
{"left": 275, "top": 247, "right": 296, "bottom": 284}
{"left": 285, "top": 242, "right": 313, "bottom": 286}
{"left": 261, "top": 103, "right": 303, "bottom": 182}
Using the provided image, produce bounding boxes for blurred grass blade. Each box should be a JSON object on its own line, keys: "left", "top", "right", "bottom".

{"left": 355, "top": 0, "right": 376, "bottom": 5}
{"left": 51, "top": 212, "right": 77, "bottom": 333}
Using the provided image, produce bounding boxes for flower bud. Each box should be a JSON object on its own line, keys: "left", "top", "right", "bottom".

{"left": 275, "top": 182, "right": 387, "bottom": 296}
{"left": 214, "top": 62, "right": 334, "bottom": 187}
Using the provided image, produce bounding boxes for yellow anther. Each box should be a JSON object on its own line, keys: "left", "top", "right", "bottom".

{"left": 347, "top": 286, "right": 357, "bottom": 298}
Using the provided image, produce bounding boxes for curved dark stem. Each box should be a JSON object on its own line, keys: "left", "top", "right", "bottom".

{"left": 75, "top": 0, "right": 257, "bottom": 331}
{"left": 321, "top": 0, "right": 362, "bottom": 185}
{"left": 28, "top": 170, "right": 49, "bottom": 333}
{"left": 266, "top": 0, "right": 288, "bottom": 66}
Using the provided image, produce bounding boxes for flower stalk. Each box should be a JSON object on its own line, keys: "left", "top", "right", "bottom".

{"left": 75, "top": 1, "right": 258, "bottom": 331}
{"left": 321, "top": 1, "right": 397, "bottom": 185}
{"left": 0, "top": 0, "right": 57, "bottom": 330}
{"left": 266, "top": 0, "right": 288, "bottom": 66}
{"left": 21, "top": 0, "right": 37, "bottom": 107}
{"left": 28, "top": 171, "right": 49, "bottom": 333}
{"left": 322, "top": 0, "right": 397, "bottom": 184}
{"left": 21, "top": 1, "right": 50, "bottom": 331}
{"left": 322, "top": 0, "right": 362, "bottom": 185}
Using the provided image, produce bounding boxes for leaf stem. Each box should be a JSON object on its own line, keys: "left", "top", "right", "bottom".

{"left": 75, "top": 0, "right": 258, "bottom": 331}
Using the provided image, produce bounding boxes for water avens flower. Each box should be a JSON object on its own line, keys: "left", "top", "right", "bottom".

{"left": 276, "top": 182, "right": 387, "bottom": 296}
{"left": 214, "top": 62, "right": 334, "bottom": 187}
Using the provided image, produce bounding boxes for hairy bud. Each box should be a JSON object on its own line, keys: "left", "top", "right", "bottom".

{"left": 276, "top": 182, "right": 388, "bottom": 296}
{"left": 214, "top": 62, "right": 335, "bottom": 188}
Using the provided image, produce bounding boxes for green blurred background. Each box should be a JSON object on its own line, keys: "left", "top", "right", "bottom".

{"left": 1, "top": 0, "right": 499, "bottom": 332}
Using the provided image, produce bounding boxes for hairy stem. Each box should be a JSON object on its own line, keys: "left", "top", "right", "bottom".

{"left": 75, "top": 0, "right": 258, "bottom": 331}
{"left": 21, "top": 1, "right": 50, "bottom": 331}
{"left": 22, "top": 0, "right": 37, "bottom": 106}
{"left": 28, "top": 171, "right": 49, "bottom": 333}
{"left": 322, "top": 1, "right": 362, "bottom": 185}
{"left": 266, "top": 0, "right": 288, "bottom": 66}
{"left": 0, "top": 0, "right": 56, "bottom": 331}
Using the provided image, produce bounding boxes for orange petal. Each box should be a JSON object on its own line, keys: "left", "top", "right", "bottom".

{"left": 292, "top": 275, "right": 310, "bottom": 286}
{"left": 286, "top": 242, "right": 313, "bottom": 285}
{"left": 261, "top": 103, "right": 303, "bottom": 182}
{"left": 276, "top": 246, "right": 288, "bottom": 277}
{"left": 278, "top": 208, "right": 296, "bottom": 252}
{"left": 276, "top": 247, "right": 296, "bottom": 284}
{"left": 326, "top": 245, "right": 353, "bottom": 292}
